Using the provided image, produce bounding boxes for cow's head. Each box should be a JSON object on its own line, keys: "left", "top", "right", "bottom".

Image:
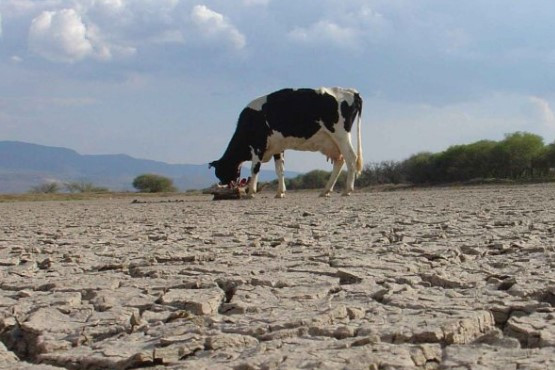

{"left": 209, "top": 160, "right": 241, "bottom": 186}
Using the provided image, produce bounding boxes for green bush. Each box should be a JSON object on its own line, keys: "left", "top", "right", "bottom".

{"left": 357, "top": 161, "right": 405, "bottom": 186}
{"left": 401, "top": 152, "right": 437, "bottom": 184}
{"left": 132, "top": 174, "right": 177, "bottom": 193}
{"left": 269, "top": 131, "right": 555, "bottom": 189}
{"left": 285, "top": 170, "right": 330, "bottom": 190}
{"left": 491, "top": 132, "right": 544, "bottom": 178}
{"left": 401, "top": 132, "right": 550, "bottom": 184}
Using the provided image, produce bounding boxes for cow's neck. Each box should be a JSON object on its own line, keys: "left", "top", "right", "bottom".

{"left": 220, "top": 133, "right": 251, "bottom": 166}
{"left": 218, "top": 153, "right": 243, "bottom": 171}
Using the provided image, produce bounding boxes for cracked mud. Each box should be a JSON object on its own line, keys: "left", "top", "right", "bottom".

{"left": 1, "top": 184, "right": 554, "bottom": 369}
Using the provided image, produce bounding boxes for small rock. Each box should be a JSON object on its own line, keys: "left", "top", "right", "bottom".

{"left": 346, "top": 307, "right": 365, "bottom": 320}
{"left": 337, "top": 269, "right": 363, "bottom": 285}
{"left": 38, "top": 257, "right": 53, "bottom": 270}
{"left": 205, "top": 333, "right": 259, "bottom": 350}
{"left": 17, "top": 289, "right": 33, "bottom": 298}
{"left": 160, "top": 287, "right": 225, "bottom": 315}
{"left": 333, "top": 326, "right": 355, "bottom": 339}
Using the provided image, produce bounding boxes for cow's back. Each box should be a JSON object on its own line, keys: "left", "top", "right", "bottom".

{"left": 248, "top": 88, "right": 346, "bottom": 138}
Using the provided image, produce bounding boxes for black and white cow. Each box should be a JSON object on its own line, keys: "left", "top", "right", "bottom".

{"left": 209, "top": 87, "right": 363, "bottom": 198}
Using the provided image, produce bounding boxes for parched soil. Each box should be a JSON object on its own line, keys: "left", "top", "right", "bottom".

{"left": 1, "top": 185, "right": 554, "bottom": 369}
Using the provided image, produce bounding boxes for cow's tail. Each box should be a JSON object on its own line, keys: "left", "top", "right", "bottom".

{"left": 355, "top": 93, "right": 363, "bottom": 175}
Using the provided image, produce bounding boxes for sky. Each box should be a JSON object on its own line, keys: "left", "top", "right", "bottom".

{"left": 1, "top": 0, "right": 555, "bottom": 173}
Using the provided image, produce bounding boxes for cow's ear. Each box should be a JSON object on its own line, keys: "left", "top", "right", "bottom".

{"left": 208, "top": 161, "right": 218, "bottom": 169}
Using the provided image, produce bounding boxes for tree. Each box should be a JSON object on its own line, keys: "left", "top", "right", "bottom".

{"left": 132, "top": 174, "right": 177, "bottom": 193}
{"left": 534, "top": 142, "right": 555, "bottom": 177}
{"left": 401, "top": 152, "right": 437, "bottom": 184}
{"left": 432, "top": 141, "right": 496, "bottom": 182}
{"left": 464, "top": 140, "right": 497, "bottom": 179}
{"left": 273, "top": 131, "right": 555, "bottom": 189}
{"left": 434, "top": 145, "right": 472, "bottom": 182}
{"left": 492, "top": 132, "right": 544, "bottom": 178}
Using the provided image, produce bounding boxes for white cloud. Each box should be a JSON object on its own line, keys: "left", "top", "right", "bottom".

{"left": 29, "top": 9, "right": 95, "bottom": 62}
{"left": 0, "top": 0, "right": 65, "bottom": 18}
{"left": 287, "top": 4, "right": 388, "bottom": 51}
{"left": 289, "top": 20, "right": 359, "bottom": 50}
{"left": 28, "top": 8, "right": 135, "bottom": 63}
{"left": 5, "top": 1, "right": 247, "bottom": 63}
{"left": 81, "top": 0, "right": 183, "bottom": 55}
{"left": 191, "top": 5, "right": 246, "bottom": 50}
{"left": 85, "top": 0, "right": 179, "bottom": 21}
{"left": 530, "top": 96, "right": 555, "bottom": 126}
{"left": 243, "top": 0, "right": 270, "bottom": 6}
{"left": 91, "top": 0, "right": 125, "bottom": 13}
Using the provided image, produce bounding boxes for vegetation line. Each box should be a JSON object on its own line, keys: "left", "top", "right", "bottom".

{"left": 13, "top": 131, "right": 555, "bottom": 198}
{"left": 273, "top": 131, "right": 555, "bottom": 190}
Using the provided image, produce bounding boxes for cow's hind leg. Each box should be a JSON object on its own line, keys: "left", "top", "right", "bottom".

{"left": 337, "top": 139, "right": 358, "bottom": 196}
{"left": 320, "top": 158, "right": 344, "bottom": 197}
{"left": 274, "top": 153, "right": 286, "bottom": 198}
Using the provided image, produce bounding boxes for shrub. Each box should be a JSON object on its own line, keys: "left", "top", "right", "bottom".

{"left": 401, "top": 152, "right": 437, "bottom": 184}
{"left": 285, "top": 170, "right": 330, "bottom": 190}
{"left": 132, "top": 174, "right": 177, "bottom": 193}
{"left": 399, "top": 132, "right": 549, "bottom": 184}
{"left": 491, "top": 132, "right": 544, "bottom": 178}
{"left": 29, "top": 182, "right": 60, "bottom": 194}
{"left": 357, "top": 161, "right": 405, "bottom": 186}
{"left": 65, "top": 181, "right": 109, "bottom": 193}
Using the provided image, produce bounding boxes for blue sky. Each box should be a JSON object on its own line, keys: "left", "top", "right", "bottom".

{"left": 1, "top": 0, "right": 555, "bottom": 172}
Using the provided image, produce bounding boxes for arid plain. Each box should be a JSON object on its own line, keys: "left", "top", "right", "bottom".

{"left": 1, "top": 185, "right": 554, "bottom": 369}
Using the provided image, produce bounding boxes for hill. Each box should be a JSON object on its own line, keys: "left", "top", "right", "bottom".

{"left": 0, "top": 141, "right": 297, "bottom": 193}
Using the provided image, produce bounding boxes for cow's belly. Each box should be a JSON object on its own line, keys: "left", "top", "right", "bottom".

{"left": 263, "top": 129, "right": 341, "bottom": 162}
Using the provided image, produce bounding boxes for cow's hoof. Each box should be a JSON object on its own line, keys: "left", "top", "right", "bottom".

{"left": 275, "top": 193, "right": 285, "bottom": 199}
{"left": 244, "top": 193, "right": 255, "bottom": 199}
{"left": 319, "top": 191, "right": 331, "bottom": 198}
{"left": 341, "top": 192, "right": 351, "bottom": 197}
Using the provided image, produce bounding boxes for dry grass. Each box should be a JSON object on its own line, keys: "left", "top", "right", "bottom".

{"left": 0, "top": 191, "right": 198, "bottom": 203}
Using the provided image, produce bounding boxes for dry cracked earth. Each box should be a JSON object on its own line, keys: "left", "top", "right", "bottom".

{"left": 1, "top": 185, "right": 554, "bottom": 369}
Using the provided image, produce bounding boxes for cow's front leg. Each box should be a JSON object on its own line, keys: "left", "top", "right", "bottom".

{"left": 247, "top": 159, "right": 261, "bottom": 198}
{"left": 274, "top": 153, "right": 286, "bottom": 198}
{"left": 320, "top": 158, "right": 344, "bottom": 197}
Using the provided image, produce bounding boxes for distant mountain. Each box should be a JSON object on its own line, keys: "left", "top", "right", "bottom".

{"left": 0, "top": 141, "right": 298, "bottom": 193}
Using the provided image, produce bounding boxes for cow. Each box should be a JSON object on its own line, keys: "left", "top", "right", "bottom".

{"left": 209, "top": 87, "right": 363, "bottom": 198}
